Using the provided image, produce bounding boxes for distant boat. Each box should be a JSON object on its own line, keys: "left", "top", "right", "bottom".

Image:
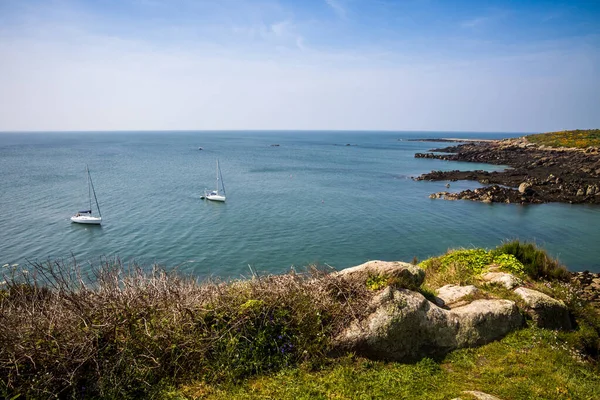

{"left": 202, "top": 159, "right": 226, "bottom": 202}
{"left": 71, "top": 165, "right": 102, "bottom": 225}
{"left": 198, "top": 147, "right": 203, "bottom": 150}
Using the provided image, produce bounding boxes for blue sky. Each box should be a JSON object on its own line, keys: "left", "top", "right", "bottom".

{"left": 0, "top": 0, "right": 598, "bottom": 131}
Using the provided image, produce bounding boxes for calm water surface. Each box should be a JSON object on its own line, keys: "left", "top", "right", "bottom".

{"left": 1, "top": 131, "right": 599, "bottom": 276}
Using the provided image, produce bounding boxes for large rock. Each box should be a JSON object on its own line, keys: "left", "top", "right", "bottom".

{"left": 518, "top": 182, "right": 532, "bottom": 194}
{"left": 335, "top": 260, "right": 425, "bottom": 290}
{"left": 459, "top": 391, "right": 503, "bottom": 400}
{"left": 434, "top": 284, "right": 480, "bottom": 308}
{"left": 514, "top": 287, "right": 572, "bottom": 330}
{"left": 333, "top": 288, "right": 522, "bottom": 361}
{"left": 480, "top": 272, "right": 522, "bottom": 289}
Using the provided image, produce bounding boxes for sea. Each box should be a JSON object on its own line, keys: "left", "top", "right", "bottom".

{"left": 1, "top": 131, "right": 599, "bottom": 277}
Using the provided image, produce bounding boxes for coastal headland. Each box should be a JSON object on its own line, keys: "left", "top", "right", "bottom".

{"left": 414, "top": 130, "right": 600, "bottom": 204}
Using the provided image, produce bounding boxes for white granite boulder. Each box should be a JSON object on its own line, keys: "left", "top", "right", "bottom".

{"left": 333, "top": 287, "right": 523, "bottom": 361}
{"left": 514, "top": 287, "right": 572, "bottom": 330}
{"left": 458, "top": 391, "right": 503, "bottom": 400}
{"left": 335, "top": 260, "right": 425, "bottom": 290}
{"left": 434, "top": 284, "right": 480, "bottom": 308}
{"left": 480, "top": 272, "right": 522, "bottom": 289}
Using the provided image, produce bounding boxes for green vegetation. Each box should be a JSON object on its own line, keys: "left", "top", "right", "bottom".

{"left": 1, "top": 241, "right": 599, "bottom": 399}
{"left": 176, "top": 327, "right": 600, "bottom": 400}
{"left": 419, "top": 241, "right": 569, "bottom": 290}
{"left": 0, "top": 261, "right": 372, "bottom": 399}
{"left": 495, "top": 240, "right": 570, "bottom": 281}
{"left": 526, "top": 129, "right": 600, "bottom": 148}
{"left": 365, "top": 274, "right": 389, "bottom": 291}
{"left": 418, "top": 247, "right": 525, "bottom": 290}
{"left": 419, "top": 248, "right": 525, "bottom": 275}
{"left": 528, "top": 279, "right": 600, "bottom": 360}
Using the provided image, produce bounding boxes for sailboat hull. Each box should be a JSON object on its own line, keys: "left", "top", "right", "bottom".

{"left": 206, "top": 194, "right": 226, "bottom": 202}
{"left": 71, "top": 215, "right": 102, "bottom": 225}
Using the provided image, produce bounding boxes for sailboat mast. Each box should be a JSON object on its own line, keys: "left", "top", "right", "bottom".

{"left": 87, "top": 165, "right": 92, "bottom": 213}
{"left": 219, "top": 161, "right": 226, "bottom": 196}
{"left": 216, "top": 159, "right": 220, "bottom": 194}
{"left": 88, "top": 166, "right": 102, "bottom": 218}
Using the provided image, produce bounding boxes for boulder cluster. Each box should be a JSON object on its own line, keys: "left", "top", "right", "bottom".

{"left": 332, "top": 260, "right": 578, "bottom": 362}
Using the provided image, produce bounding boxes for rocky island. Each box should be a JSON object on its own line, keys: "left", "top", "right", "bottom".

{"left": 414, "top": 129, "right": 600, "bottom": 204}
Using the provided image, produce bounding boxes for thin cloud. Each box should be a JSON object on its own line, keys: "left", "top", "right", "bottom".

{"left": 296, "top": 36, "right": 306, "bottom": 51}
{"left": 541, "top": 11, "right": 563, "bottom": 22}
{"left": 461, "top": 16, "right": 489, "bottom": 29}
{"left": 271, "top": 20, "right": 290, "bottom": 38}
{"left": 324, "top": 0, "right": 347, "bottom": 19}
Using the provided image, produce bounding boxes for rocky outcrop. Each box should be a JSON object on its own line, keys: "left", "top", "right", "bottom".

{"left": 480, "top": 272, "right": 522, "bottom": 289}
{"left": 333, "top": 288, "right": 522, "bottom": 361}
{"left": 414, "top": 137, "right": 600, "bottom": 204}
{"left": 334, "top": 260, "right": 425, "bottom": 290}
{"left": 514, "top": 287, "right": 572, "bottom": 330}
{"left": 434, "top": 284, "right": 480, "bottom": 308}
{"left": 571, "top": 271, "right": 600, "bottom": 307}
{"left": 429, "top": 185, "right": 531, "bottom": 204}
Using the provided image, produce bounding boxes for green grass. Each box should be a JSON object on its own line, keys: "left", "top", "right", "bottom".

{"left": 526, "top": 129, "right": 600, "bottom": 148}
{"left": 417, "top": 241, "right": 569, "bottom": 292}
{"left": 495, "top": 240, "right": 570, "bottom": 281}
{"left": 174, "top": 327, "right": 600, "bottom": 399}
{"left": 417, "top": 247, "right": 526, "bottom": 291}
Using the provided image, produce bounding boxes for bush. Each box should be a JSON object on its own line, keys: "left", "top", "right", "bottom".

{"left": 0, "top": 260, "right": 373, "bottom": 399}
{"left": 418, "top": 248, "right": 526, "bottom": 290}
{"left": 420, "top": 249, "right": 524, "bottom": 276}
{"left": 494, "top": 240, "right": 569, "bottom": 281}
{"left": 365, "top": 274, "right": 389, "bottom": 291}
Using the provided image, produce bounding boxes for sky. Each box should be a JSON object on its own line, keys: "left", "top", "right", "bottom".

{"left": 0, "top": 0, "right": 599, "bottom": 132}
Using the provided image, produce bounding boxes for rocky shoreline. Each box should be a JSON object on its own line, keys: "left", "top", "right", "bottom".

{"left": 571, "top": 271, "right": 600, "bottom": 308}
{"left": 413, "top": 137, "right": 600, "bottom": 204}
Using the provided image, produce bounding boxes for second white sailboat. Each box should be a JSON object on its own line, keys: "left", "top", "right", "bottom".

{"left": 202, "top": 159, "right": 226, "bottom": 202}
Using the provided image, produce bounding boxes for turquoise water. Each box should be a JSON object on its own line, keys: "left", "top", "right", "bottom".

{"left": 1, "top": 131, "right": 599, "bottom": 276}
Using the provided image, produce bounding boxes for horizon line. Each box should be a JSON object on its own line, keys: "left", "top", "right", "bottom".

{"left": 0, "top": 129, "right": 536, "bottom": 134}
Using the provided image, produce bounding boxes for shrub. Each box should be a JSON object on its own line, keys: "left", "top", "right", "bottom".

{"left": 494, "top": 240, "right": 569, "bottom": 281}
{"left": 365, "top": 274, "right": 388, "bottom": 291}
{"left": 0, "top": 260, "right": 373, "bottom": 399}
{"left": 418, "top": 248, "right": 526, "bottom": 289}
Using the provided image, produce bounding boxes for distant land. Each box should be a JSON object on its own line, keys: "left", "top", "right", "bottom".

{"left": 415, "top": 129, "right": 600, "bottom": 204}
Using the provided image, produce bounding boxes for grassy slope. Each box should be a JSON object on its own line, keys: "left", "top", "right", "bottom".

{"left": 3, "top": 242, "right": 599, "bottom": 399}
{"left": 526, "top": 129, "right": 600, "bottom": 148}
{"left": 175, "top": 327, "right": 600, "bottom": 399}
{"left": 171, "top": 242, "right": 600, "bottom": 400}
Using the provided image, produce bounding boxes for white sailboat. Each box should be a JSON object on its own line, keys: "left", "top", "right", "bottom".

{"left": 202, "top": 159, "right": 226, "bottom": 202}
{"left": 71, "top": 165, "right": 102, "bottom": 225}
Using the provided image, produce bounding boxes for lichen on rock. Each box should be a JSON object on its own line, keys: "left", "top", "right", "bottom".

{"left": 334, "top": 260, "right": 425, "bottom": 290}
